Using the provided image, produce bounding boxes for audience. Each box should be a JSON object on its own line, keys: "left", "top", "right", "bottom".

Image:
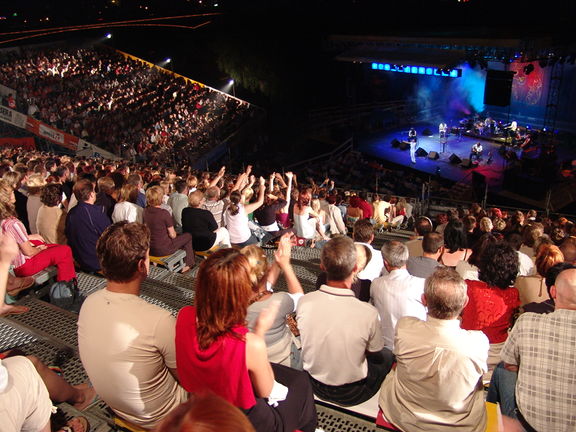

{"left": 370, "top": 240, "right": 426, "bottom": 349}
{"left": 36, "top": 182, "right": 67, "bottom": 245}
{"left": 78, "top": 222, "right": 188, "bottom": 429}
{"left": 488, "top": 268, "right": 576, "bottom": 431}
{"left": 352, "top": 219, "right": 383, "bottom": 281}
{"left": 406, "top": 232, "right": 443, "bottom": 278}
{"left": 379, "top": 267, "right": 489, "bottom": 432}
{"left": 243, "top": 234, "right": 304, "bottom": 368}
{"left": 143, "top": 186, "right": 194, "bottom": 273}
{"left": 0, "top": 179, "right": 76, "bottom": 287}
{"left": 65, "top": 178, "right": 111, "bottom": 273}
{"left": 297, "top": 236, "right": 394, "bottom": 406}
{"left": 175, "top": 248, "right": 317, "bottom": 432}
{"left": 182, "top": 190, "right": 230, "bottom": 252}
{"left": 460, "top": 242, "right": 520, "bottom": 378}
{"left": 404, "top": 216, "right": 433, "bottom": 257}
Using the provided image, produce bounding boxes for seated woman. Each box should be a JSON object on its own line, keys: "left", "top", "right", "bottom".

{"left": 439, "top": 219, "right": 472, "bottom": 268}
{"left": 182, "top": 190, "right": 231, "bottom": 252}
{"left": 112, "top": 184, "right": 143, "bottom": 223}
{"left": 515, "top": 243, "right": 564, "bottom": 306}
{"left": 224, "top": 177, "right": 265, "bottom": 248}
{"left": 26, "top": 173, "right": 46, "bottom": 235}
{"left": 241, "top": 234, "right": 304, "bottom": 368}
{"left": 36, "top": 183, "right": 67, "bottom": 245}
{"left": 345, "top": 196, "right": 364, "bottom": 228}
{"left": 293, "top": 188, "right": 324, "bottom": 244}
{"left": 143, "top": 186, "right": 194, "bottom": 272}
{"left": 455, "top": 232, "right": 499, "bottom": 282}
{"left": 0, "top": 180, "right": 76, "bottom": 294}
{"left": 461, "top": 242, "right": 520, "bottom": 379}
{"left": 175, "top": 248, "right": 317, "bottom": 432}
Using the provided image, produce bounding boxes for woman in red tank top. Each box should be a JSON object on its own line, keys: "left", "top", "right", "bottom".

{"left": 175, "top": 248, "right": 317, "bottom": 432}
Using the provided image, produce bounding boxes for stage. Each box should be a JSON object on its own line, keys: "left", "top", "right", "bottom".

{"left": 357, "top": 123, "right": 529, "bottom": 189}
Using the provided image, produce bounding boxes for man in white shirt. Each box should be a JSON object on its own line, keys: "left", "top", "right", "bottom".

{"left": 297, "top": 236, "right": 394, "bottom": 406}
{"left": 353, "top": 219, "right": 383, "bottom": 281}
{"left": 370, "top": 241, "right": 427, "bottom": 349}
{"left": 379, "top": 267, "right": 488, "bottom": 432}
{"left": 167, "top": 179, "right": 189, "bottom": 233}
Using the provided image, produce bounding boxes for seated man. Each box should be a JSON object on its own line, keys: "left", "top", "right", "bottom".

{"left": 406, "top": 232, "right": 444, "bottom": 279}
{"left": 488, "top": 268, "right": 576, "bottom": 431}
{"left": 379, "top": 267, "right": 489, "bottom": 432}
{"left": 297, "top": 236, "right": 394, "bottom": 406}
{"left": 65, "top": 178, "right": 111, "bottom": 273}
{"left": 370, "top": 241, "right": 427, "bottom": 349}
{"left": 78, "top": 222, "right": 188, "bottom": 429}
{"left": 404, "top": 216, "right": 433, "bottom": 258}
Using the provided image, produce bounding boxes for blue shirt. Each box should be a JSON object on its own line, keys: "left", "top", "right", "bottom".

{"left": 65, "top": 201, "right": 111, "bottom": 272}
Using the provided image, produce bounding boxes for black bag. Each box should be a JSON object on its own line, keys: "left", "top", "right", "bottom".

{"left": 49, "top": 279, "right": 84, "bottom": 313}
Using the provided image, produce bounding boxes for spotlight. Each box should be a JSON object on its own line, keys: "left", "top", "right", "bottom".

{"left": 165, "top": 58, "right": 171, "bottom": 63}
{"left": 523, "top": 64, "right": 534, "bottom": 75}
{"left": 105, "top": 33, "right": 112, "bottom": 39}
{"left": 229, "top": 79, "right": 234, "bottom": 85}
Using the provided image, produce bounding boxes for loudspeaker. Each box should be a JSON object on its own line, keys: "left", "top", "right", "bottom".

{"left": 484, "top": 70, "right": 515, "bottom": 107}
{"left": 391, "top": 138, "right": 400, "bottom": 148}
{"left": 428, "top": 151, "right": 439, "bottom": 160}
{"left": 415, "top": 148, "right": 428, "bottom": 157}
{"left": 460, "top": 158, "right": 471, "bottom": 168}
{"left": 449, "top": 154, "right": 462, "bottom": 164}
{"left": 399, "top": 141, "right": 410, "bottom": 151}
{"left": 422, "top": 128, "right": 433, "bottom": 136}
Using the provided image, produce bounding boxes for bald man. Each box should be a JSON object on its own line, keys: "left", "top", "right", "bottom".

{"left": 488, "top": 268, "right": 576, "bottom": 431}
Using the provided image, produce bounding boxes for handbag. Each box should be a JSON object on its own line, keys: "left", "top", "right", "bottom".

{"left": 49, "top": 279, "right": 84, "bottom": 313}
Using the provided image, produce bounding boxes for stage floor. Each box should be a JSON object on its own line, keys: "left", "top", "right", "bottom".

{"left": 357, "top": 123, "right": 525, "bottom": 188}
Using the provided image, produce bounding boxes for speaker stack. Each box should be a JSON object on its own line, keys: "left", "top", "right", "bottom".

{"left": 449, "top": 154, "right": 462, "bottom": 164}
{"left": 428, "top": 151, "right": 439, "bottom": 160}
{"left": 415, "top": 148, "right": 428, "bottom": 157}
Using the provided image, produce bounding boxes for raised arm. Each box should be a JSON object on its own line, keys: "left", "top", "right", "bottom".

{"left": 244, "top": 177, "right": 266, "bottom": 215}
{"left": 274, "top": 233, "right": 304, "bottom": 297}
{"left": 281, "top": 172, "right": 293, "bottom": 214}
{"left": 209, "top": 166, "right": 226, "bottom": 187}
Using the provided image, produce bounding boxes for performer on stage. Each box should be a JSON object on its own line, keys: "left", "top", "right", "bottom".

{"left": 470, "top": 142, "right": 483, "bottom": 163}
{"left": 439, "top": 122, "right": 447, "bottom": 139}
{"left": 408, "top": 127, "right": 417, "bottom": 164}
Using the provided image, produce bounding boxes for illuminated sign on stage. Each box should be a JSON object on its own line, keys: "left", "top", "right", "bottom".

{"left": 371, "top": 63, "right": 462, "bottom": 78}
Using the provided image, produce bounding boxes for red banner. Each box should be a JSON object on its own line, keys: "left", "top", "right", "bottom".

{"left": 0, "top": 137, "right": 36, "bottom": 150}
{"left": 25, "top": 117, "right": 79, "bottom": 150}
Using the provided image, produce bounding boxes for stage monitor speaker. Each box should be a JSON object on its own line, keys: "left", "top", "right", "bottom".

{"left": 391, "top": 138, "right": 400, "bottom": 148}
{"left": 484, "top": 70, "right": 515, "bottom": 107}
{"left": 422, "top": 128, "right": 433, "bottom": 136}
{"left": 460, "top": 158, "right": 471, "bottom": 168}
{"left": 449, "top": 153, "right": 462, "bottom": 164}
{"left": 399, "top": 141, "right": 410, "bottom": 151}
{"left": 415, "top": 148, "right": 428, "bottom": 157}
{"left": 428, "top": 151, "right": 439, "bottom": 160}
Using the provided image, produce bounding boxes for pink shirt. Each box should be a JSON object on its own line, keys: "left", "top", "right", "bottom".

{"left": 1, "top": 217, "right": 30, "bottom": 268}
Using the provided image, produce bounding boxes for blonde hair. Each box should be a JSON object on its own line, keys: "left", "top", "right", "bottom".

{"left": 188, "top": 190, "right": 205, "bottom": 208}
{"left": 240, "top": 244, "right": 268, "bottom": 287}
{"left": 117, "top": 184, "right": 139, "bottom": 203}
{"left": 146, "top": 185, "right": 165, "bottom": 207}
{"left": 26, "top": 173, "right": 46, "bottom": 195}
{"left": 2, "top": 171, "right": 22, "bottom": 189}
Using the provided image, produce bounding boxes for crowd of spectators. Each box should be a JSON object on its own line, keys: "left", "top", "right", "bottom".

{"left": 0, "top": 146, "right": 575, "bottom": 431}
{"left": 0, "top": 46, "right": 253, "bottom": 164}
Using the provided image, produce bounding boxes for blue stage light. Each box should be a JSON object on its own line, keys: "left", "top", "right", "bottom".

{"left": 371, "top": 63, "right": 461, "bottom": 78}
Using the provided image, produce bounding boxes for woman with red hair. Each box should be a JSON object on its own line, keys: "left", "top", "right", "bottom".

{"left": 175, "top": 249, "right": 317, "bottom": 432}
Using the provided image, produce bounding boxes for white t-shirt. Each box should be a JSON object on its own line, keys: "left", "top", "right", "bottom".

{"left": 223, "top": 203, "right": 251, "bottom": 244}
{"left": 112, "top": 201, "right": 143, "bottom": 224}
{"left": 78, "top": 289, "right": 187, "bottom": 429}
